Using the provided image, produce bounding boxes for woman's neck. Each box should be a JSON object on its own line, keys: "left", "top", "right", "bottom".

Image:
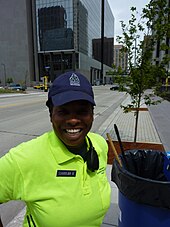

{"left": 66, "top": 140, "right": 87, "bottom": 155}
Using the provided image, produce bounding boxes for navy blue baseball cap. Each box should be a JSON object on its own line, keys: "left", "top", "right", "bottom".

{"left": 46, "top": 71, "right": 96, "bottom": 106}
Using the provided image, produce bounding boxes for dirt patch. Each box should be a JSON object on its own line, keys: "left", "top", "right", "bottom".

{"left": 129, "top": 107, "right": 148, "bottom": 111}
{"left": 106, "top": 140, "right": 165, "bottom": 164}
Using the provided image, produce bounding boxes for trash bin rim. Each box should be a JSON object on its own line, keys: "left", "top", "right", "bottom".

{"left": 114, "top": 159, "right": 170, "bottom": 185}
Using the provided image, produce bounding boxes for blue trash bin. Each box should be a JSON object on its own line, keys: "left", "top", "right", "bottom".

{"left": 112, "top": 150, "right": 170, "bottom": 227}
{"left": 118, "top": 192, "right": 170, "bottom": 227}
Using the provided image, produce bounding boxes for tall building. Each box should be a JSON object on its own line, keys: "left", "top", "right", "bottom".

{"left": 92, "top": 37, "right": 114, "bottom": 68}
{"left": 0, "top": 0, "right": 115, "bottom": 86}
{"left": 113, "top": 45, "right": 128, "bottom": 73}
{"left": 0, "top": 0, "right": 35, "bottom": 86}
{"left": 152, "top": 0, "right": 170, "bottom": 73}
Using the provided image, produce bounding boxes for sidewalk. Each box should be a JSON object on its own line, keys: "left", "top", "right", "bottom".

{"left": 7, "top": 94, "right": 169, "bottom": 227}
{"left": 101, "top": 95, "right": 163, "bottom": 227}
{"left": 98, "top": 95, "right": 161, "bottom": 144}
{"left": 102, "top": 96, "right": 170, "bottom": 227}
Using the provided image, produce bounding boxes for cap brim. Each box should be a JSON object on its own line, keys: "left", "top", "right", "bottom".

{"left": 51, "top": 90, "right": 96, "bottom": 106}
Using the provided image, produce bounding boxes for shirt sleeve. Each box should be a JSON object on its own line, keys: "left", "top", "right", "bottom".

{"left": 0, "top": 149, "right": 23, "bottom": 203}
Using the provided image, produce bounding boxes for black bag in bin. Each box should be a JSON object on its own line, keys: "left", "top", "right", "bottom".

{"left": 111, "top": 149, "right": 170, "bottom": 209}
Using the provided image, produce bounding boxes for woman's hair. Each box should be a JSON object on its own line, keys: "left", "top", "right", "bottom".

{"left": 46, "top": 98, "right": 53, "bottom": 116}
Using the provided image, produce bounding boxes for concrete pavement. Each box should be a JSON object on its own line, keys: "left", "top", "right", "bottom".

{"left": 148, "top": 99, "right": 170, "bottom": 152}
{"left": 5, "top": 91, "right": 170, "bottom": 227}
{"left": 102, "top": 95, "right": 170, "bottom": 227}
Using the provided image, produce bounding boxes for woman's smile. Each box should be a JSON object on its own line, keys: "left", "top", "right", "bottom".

{"left": 51, "top": 100, "right": 94, "bottom": 147}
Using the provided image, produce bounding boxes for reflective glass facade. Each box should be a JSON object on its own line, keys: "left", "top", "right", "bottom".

{"left": 36, "top": 0, "right": 74, "bottom": 51}
{"left": 36, "top": 0, "right": 114, "bottom": 55}
{"left": 79, "top": 0, "right": 114, "bottom": 57}
{"left": 35, "top": 0, "right": 114, "bottom": 81}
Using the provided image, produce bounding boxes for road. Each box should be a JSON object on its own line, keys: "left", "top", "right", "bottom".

{"left": 0, "top": 86, "right": 127, "bottom": 226}
{"left": 148, "top": 99, "right": 170, "bottom": 151}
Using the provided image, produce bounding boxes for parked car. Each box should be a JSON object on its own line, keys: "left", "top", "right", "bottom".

{"left": 33, "top": 83, "right": 51, "bottom": 90}
{"left": 110, "top": 84, "right": 120, "bottom": 91}
{"left": 8, "top": 84, "right": 26, "bottom": 91}
{"left": 33, "top": 84, "right": 44, "bottom": 90}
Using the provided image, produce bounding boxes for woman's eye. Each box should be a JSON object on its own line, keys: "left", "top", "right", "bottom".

{"left": 55, "top": 110, "right": 68, "bottom": 116}
{"left": 78, "top": 109, "right": 91, "bottom": 115}
{"left": 53, "top": 108, "right": 92, "bottom": 117}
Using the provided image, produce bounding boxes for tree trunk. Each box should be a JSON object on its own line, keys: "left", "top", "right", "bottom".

{"left": 134, "top": 94, "right": 141, "bottom": 143}
{"left": 134, "top": 108, "right": 139, "bottom": 143}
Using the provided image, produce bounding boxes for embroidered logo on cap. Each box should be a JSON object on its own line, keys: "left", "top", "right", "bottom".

{"left": 69, "top": 73, "right": 80, "bottom": 86}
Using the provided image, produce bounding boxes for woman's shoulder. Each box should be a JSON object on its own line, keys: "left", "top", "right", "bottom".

{"left": 87, "top": 132, "right": 108, "bottom": 148}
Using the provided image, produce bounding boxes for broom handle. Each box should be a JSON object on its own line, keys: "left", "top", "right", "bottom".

{"left": 106, "top": 133, "right": 122, "bottom": 167}
{"left": 114, "top": 124, "right": 125, "bottom": 155}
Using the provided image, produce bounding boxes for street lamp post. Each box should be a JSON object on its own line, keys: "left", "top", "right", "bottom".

{"left": 101, "top": 0, "right": 105, "bottom": 85}
{"left": 1, "top": 63, "right": 6, "bottom": 87}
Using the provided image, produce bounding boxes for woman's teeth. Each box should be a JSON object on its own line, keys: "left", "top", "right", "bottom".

{"left": 66, "top": 129, "right": 81, "bottom": 134}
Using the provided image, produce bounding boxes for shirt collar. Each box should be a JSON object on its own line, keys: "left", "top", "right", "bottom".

{"left": 48, "top": 131, "right": 83, "bottom": 164}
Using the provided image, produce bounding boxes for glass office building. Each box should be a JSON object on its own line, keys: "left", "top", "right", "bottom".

{"left": 35, "top": 0, "right": 115, "bottom": 83}
{"left": 0, "top": 0, "right": 114, "bottom": 85}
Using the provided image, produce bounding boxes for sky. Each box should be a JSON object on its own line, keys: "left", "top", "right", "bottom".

{"left": 107, "top": 0, "right": 150, "bottom": 42}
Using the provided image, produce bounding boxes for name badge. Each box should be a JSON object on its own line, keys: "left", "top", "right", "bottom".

{"left": 56, "top": 170, "right": 76, "bottom": 177}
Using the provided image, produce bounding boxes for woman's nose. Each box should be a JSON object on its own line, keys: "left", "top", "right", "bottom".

{"left": 66, "top": 113, "right": 80, "bottom": 124}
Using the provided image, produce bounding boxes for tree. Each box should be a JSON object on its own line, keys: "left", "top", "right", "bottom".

{"left": 117, "top": 0, "right": 170, "bottom": 143}
{"left": 142, "top": 0, "right": 170, "bottom": 68}
{"left": 6, "top": 77, "right": 13, "bottom": 84}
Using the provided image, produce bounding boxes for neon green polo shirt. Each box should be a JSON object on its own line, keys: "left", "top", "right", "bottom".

{"left": 0, "top": 131, "right": 111, "bottom": 227}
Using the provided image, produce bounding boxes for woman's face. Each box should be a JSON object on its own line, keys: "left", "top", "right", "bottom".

{"left": 51, "top": 100, "right": 94, "bottom": 148}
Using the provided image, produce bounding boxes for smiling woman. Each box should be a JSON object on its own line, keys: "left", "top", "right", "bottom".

{"left": 0, "top": 71, "right": 111, "bottom": 227}
{"left": 51, "top": 100, "right": 94, "bottom": 147}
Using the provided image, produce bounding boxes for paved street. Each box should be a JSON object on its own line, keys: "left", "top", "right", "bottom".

{"left": 1, "top": 86, "right": 170, "bottom": 227}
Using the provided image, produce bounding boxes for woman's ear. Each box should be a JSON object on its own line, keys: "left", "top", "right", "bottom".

{"left": 49, "top": 112, "right": 53, "bottom": 123}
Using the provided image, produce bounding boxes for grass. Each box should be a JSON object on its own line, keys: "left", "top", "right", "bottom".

{"left": 0, "top": 89, "right": 25, "bottom": 94}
